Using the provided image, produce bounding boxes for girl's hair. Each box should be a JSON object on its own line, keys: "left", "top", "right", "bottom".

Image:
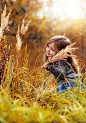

{"left": 45, "top": 35, "right": 78, "bottom": 74}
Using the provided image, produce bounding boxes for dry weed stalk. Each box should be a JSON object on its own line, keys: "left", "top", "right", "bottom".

{"left": 49, "top": 42, "right": 78, "bottom": 63}
{"left": 21, "top": 14, "right": 30, "bottom": 35}
{"left": 16, "top": 25, "right": 22, "bottom": 51}
{"left": 0, "top": 5, "right": 11, "bottom": 40}
{"left": 16, "top": 15, "right": 30, "bottom": 51}
{"left": 0, "top": 5, "right": 11, "bottom": 82}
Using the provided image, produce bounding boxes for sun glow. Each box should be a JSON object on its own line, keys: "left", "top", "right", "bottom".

{"left": 38, "top": 0, "right": 86, "bottom": 20}
{"left": 51, "top": 0, "right": 82, "bottom": 20}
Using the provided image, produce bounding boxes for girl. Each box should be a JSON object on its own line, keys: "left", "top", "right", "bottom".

{"left": 43, "top": 35, "right": 84, "bottom": 93}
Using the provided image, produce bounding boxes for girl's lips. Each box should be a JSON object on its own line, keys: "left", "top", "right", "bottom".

{"left": 46, "top": 53, "right": 50, "bottom": 56}
{"left": 46, "top": 52, "right": 50, "bottom": 55}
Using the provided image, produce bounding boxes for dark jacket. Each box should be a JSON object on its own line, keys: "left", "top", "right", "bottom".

{"left": 46, "top": 60, "right": 77, "bottom": 85}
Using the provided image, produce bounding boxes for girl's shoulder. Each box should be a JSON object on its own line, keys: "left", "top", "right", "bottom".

{"left": 55, "top": 60, "right": 70, "bottom": 66}
{"left": 54, "top": 60, "right": 71, "bottom": 70}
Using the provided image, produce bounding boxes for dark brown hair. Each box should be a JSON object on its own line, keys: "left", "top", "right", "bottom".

{"left": 45, "top": 35, "right": 78, "bottom": 74}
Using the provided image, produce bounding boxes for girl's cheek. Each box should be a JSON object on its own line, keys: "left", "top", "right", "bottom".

{"left": 46, "top": 47, "right": 48, "bottom": 51}
{"left": 53, "top": 52, "right": 56, "bottom": 56}
{"left": 46, "top": 48, "right": 47, "bottom": 52}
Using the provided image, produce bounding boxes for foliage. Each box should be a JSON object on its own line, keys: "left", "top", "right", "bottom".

{"left": 0, "top": 4, "right": 86, "bottom": 123}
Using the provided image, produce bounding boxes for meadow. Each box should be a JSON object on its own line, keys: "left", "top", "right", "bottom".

{"left": 0, "top": 5, "right": 86, "bottom": 123}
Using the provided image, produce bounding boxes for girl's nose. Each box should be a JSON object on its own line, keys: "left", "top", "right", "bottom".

{"left": 47, "top": 48, "right": 50, "bottom": 52}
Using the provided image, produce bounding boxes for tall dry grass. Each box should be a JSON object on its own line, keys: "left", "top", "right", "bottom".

{"left": 0, "top": 44, "right": 86, "bottom": 123}
{"left": 0, "top": 5, "right": 86, "bottom": 123}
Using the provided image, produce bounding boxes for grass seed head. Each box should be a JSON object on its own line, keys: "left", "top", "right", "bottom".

{"left": 16, "top": 25, "right": 22, "bottom": 51}
{"left": 21, "top": 15, "right": 30, "bottom": 35}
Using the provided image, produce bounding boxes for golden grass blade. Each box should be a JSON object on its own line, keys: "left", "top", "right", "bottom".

{"left": 0, "top": 118, "right": 7, "bottom": 123}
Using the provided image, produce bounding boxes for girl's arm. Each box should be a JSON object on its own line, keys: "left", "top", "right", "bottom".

{"left": 43, "top": 57, "right": 52, "bottom": 69}
{"left": 46, "top": 60, "right": 67, "bottom": 79}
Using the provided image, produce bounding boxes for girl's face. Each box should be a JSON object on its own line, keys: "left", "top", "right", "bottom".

{"left": 46, "top": 42, "right": 58, "bottom": 60}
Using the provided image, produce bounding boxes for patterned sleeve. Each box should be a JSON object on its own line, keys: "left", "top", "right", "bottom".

{"left": 46, "top": 60, "right": 68, "bottom": 79}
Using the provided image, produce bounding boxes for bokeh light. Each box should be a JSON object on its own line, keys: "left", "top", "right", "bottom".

{"left": 38, "top": 0, "right": 86, "bottom": 20}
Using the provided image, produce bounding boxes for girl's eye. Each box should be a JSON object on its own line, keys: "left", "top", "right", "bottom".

{"left": 51, "top": 49, "right": 54, "bottom": 51}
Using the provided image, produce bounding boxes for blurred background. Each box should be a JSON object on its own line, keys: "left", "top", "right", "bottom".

{"left": 0, "top": 0, "right": 86, "bottom": 70}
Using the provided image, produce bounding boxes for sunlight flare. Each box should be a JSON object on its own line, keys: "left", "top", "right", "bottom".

{"left": 38, "top": 0, "right": 86, "bottom": 20}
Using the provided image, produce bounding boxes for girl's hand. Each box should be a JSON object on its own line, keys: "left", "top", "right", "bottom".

{"left": 43, "top": 62, "right": 49, "bottom": 68}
